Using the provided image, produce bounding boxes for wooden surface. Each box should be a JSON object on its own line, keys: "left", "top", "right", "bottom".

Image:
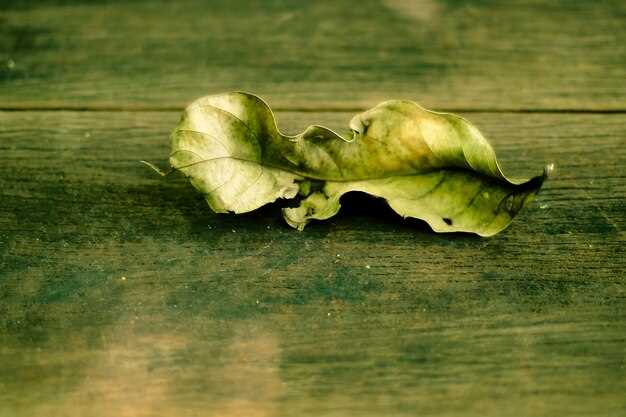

{"left": 1, "top": 0, "right": 626, "bottom": 111}
{"left": 1, "top": 1, "right": 625, "bottom": 417}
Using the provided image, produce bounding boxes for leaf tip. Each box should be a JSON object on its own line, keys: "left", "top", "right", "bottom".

{"left": 543, "top": 163, "right": 556, "bottom": 179}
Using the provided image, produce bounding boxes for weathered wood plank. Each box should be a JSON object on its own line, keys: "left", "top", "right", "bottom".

{"left": 1, "top": 0, "right": 625, "bottom": 111}
{"left": 0, "top": 110, "right": 624, "bottom": 416}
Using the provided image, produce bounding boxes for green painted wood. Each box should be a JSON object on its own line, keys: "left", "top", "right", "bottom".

{"left": 1, "top": 110, "right": 624, "bottom": 417}
{"left": 1, "top": 0, "right": 626, "bottom": 111}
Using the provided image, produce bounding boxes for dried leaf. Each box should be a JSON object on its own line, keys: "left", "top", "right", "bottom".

{"left": 145, "top": 92, "right": 551, "bottom": 236}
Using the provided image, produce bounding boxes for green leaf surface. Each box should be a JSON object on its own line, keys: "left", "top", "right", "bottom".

{"left": 146, "top": 92, "right": 550, "bottom": 236}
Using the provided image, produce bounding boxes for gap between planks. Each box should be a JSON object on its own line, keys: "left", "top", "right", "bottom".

{"left": 1, "top": 105, "right": 626, "bottom": 114}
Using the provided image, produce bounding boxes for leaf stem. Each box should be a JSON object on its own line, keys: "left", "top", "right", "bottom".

{"left": 140, "top": 160, "right": 173, "bottom": 176}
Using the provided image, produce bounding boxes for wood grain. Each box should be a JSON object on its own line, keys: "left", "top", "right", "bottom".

{"left": 1, "top": 0, "right": 626, "bottom": 111}
{"left": 1, "top": 110, "right": 624, "bottom": 417}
